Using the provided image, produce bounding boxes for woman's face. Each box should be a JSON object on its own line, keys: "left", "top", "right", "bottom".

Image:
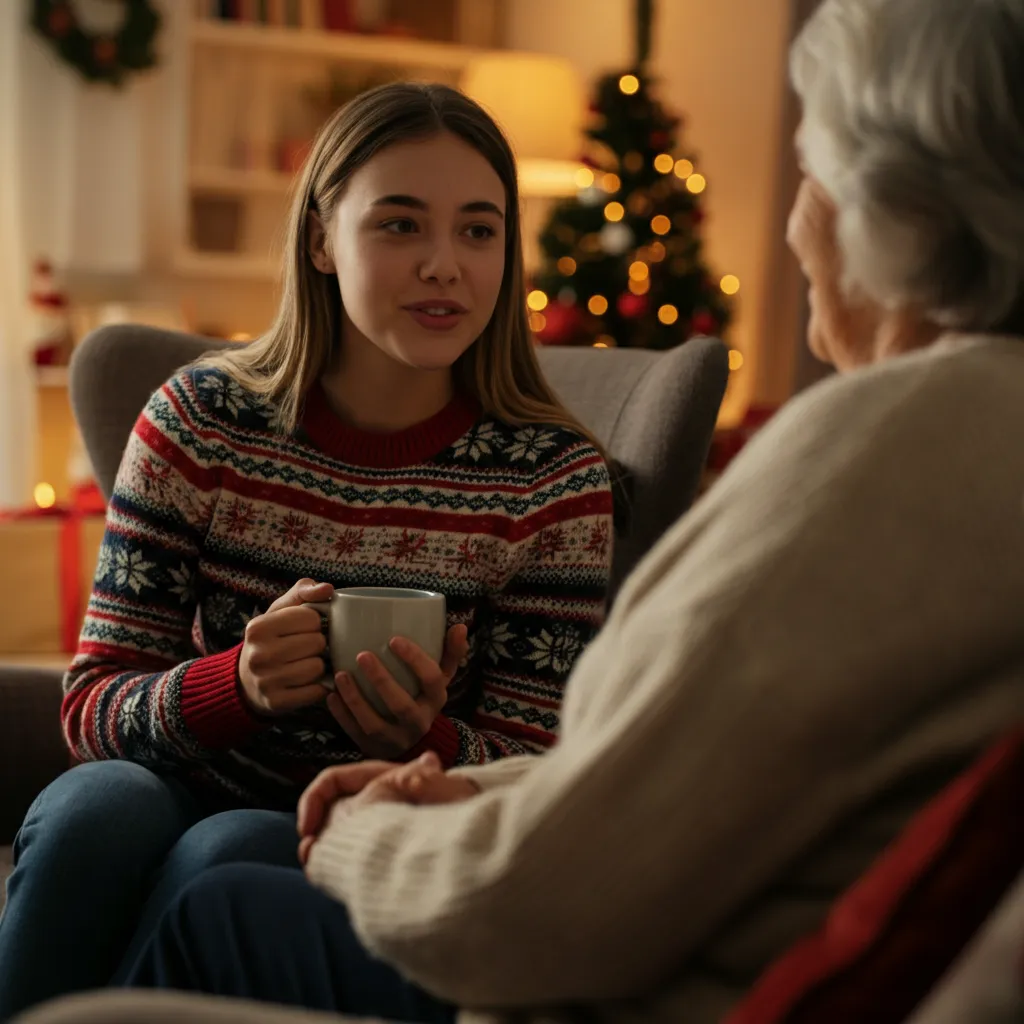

{"left": 310, "top": 131, "right": 507, "bottom": 373}
{"left": 787, "top": 170, "right": 879, "bottom": 371}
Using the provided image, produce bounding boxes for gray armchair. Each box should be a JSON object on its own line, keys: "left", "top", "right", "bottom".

{"left": 0, "top": 325, "right": 729, "bottom": 890}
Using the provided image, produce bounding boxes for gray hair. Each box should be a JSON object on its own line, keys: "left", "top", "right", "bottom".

{"left": 791, "top": 0, "right": 1024, "bottom": 332}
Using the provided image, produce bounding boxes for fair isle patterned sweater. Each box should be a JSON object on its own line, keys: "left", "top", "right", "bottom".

{"left": 62, "top": 367, "right": 613, "bottom": 810}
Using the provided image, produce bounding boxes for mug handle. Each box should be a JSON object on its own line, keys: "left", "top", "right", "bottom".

{"left": 306, "top": 600, "right": 335, "bottom": 691}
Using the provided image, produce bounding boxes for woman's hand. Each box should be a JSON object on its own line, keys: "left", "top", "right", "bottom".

{"left": 297, "top": 751, "right": 481, "bottom": 865}
{"left": 325, "top": 624, "right": 469, "bottom": 759}
{"left": 238, "top": 579, "right": 333, "bottom": 716}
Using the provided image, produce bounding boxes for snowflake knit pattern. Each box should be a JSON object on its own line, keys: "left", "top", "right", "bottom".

{"left": 62, "top": 367, "right": 614, "bottom": 809}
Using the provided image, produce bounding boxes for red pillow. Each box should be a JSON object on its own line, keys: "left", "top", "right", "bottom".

{"left": 725, "top": 729, "right": 1024, "bottom": 1024}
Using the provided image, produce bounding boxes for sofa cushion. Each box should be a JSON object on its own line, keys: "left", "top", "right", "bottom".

{"left": 1, "top": 843, "right": 14, "bottom": 914}
{"left": 725, "top": 729, "right": 1024, "bottom": 1024}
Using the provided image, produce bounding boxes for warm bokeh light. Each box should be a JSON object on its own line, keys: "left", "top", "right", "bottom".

{"left": 628, "top": 277, "right": 651, "bottom": 296}
{"left": 601, "top": 172, "right": 621, "bottom": 193}
{"left": 686, "top": 173, "right": 707, "bottom": 195}
{"left": 588, "top": 294, "right": 609, "bottom": 316}
{"left": 628, "top": 261, "right": 649, "bottom": 282}
{"left": 229, "top": 332, "right": 252, "bottom": 343}
{"left": 604, "top": 201, "right": 625, "bottom": 222}
{"left": 729, "top": 349, "right": 745, "bottom": 371}
{"left": 657, "top": 304, "right": 679, "bottom": 326}
{"left": 623, "top": 151, "right": 643, "bottom": 173}
{"left": 594, "top": 334, "right": 616, "bottom": 348}
{"left": 653, "top": 153, "right": 674, "bottom": 174}
{"left": 557, "top": 256, "right": 577, "bottom": 276}
{"left": 619, "top": 74, "right": 640, "bottom": 95}
{"left": 649, "top": 240, "right": 667, "bottom": 262}
{"left": 720, "top": 274, "right": 741, "bottom": 295}
{"left": 527, "top": 289, "right": 549, "bottom": 311}
{"left": 34, "top": 482, "right": 56, "bottom": 509}
{"left": 574, "top": 167, "right": 595, "bottom": 189}
{"left": 674, "top": 158, "right": 694, "bottom": 179}
{"left": 650, "top": 214, "right": 671, "bottom": 235}
{"left": 528, "top": 312, "right": 547, "bottom": 333}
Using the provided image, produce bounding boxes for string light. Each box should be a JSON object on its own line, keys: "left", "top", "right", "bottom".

{"left": 588, "top": 295, "right": 609, "bottom": 316}
{"left": 649, "top": 241, "right": 667, "bottom": 262}
{"left": 729, "top": 350, "right": 745, "bottom": 371}
{"left": 674, "top": 158, "right": 694, "bottom": 179}
{"left": 34, "top": 482, "right": 56, "bottom": 509}
{"left": 653, "top": 153, "right": 674, "bottom": 174}
{"left": 658, "top": 304, "right": 679, "bottom": 325}
{"left": 628, "top": 261, "right": 649, "bottom": 282}
{"left": 575, "top": 167, "right": 595, "bottom": 189}
{"left": 580, "top": 233, "right": 603, "bottom": 253}
{"left": 528, "top": 312, "right": 547, "bottom": 333}
{"left": 650, "top": 214, "right": 671, "bottom": 235}
{"left": 628, "top": 277, "right": 651, "bottom": 296}
{"left": 720, "top": 274, "right": 741, "bottom": 295}
{"left": 602, "top": 173, "right": 621, "bottom": 193}
{"left": 557, "top": 256, "right": 577, "bottom": 276}
{"left": 604, "top": 201, "right": 625, "bottom": 222}
{"left": 686, "top": 173, "right": 707, "bottom": 194}
{"left": 623, "top": 151, "right": 644, "bottom": 173}
{"left": 619, "top": 74, "right": 640, "bottom": 95}
{"left": 594, "top": 334, "right": 616, "bottom": 347}
{"left": 527, "top": 289, "right": 549, "bottom": 311}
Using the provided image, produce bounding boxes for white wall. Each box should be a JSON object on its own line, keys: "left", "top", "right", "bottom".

{"left": 506, "top": 0, "right": 794, "bottom": 421}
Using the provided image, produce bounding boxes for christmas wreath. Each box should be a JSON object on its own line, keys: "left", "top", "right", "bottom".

{"left": 31, "top": 0, "right": 161, "bottom": 87}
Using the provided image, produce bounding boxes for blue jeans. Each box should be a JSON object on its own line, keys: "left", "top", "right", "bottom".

{"left": 121, "top": 863, "right": 456, "bottom": 1023}
{"left": 0, "top": 761, "right": 300, "bottom": 1021}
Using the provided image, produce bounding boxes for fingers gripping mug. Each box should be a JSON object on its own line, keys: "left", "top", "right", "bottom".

{"left": 308, "top": 587, "right": 447, "bottom": 718}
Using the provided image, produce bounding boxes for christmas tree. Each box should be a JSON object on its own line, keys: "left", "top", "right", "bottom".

{"left": 530, "top": 0, "right": 734, "bottom": 349}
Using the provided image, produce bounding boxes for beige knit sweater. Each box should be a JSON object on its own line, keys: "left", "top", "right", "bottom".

{"left": 307, "top": 333, "right": 1024, "bottom": 1024}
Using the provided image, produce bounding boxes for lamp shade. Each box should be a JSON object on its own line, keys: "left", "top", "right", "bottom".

{"left": 461, "top": 52, "right": 584, "bottom": 197}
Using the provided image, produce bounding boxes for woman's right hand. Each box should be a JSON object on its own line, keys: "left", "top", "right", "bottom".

{"left": 238, "top": 578, "right": 334, "bottom": 716}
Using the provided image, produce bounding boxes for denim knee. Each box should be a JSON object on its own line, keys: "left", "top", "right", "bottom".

{"left": 14, "top": 760, "right": 199, "bottom": 873}
{"left": 161, "top": 809, "right": 300, "bottom": 878}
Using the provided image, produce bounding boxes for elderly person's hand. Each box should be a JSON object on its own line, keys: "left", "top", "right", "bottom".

{"left": 297, "top": 752, "right": 480, "bottom": 865}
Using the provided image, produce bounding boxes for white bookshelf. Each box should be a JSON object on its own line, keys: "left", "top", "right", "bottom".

{"left": 178, "top": 4, "right": 501, "bottom": 280}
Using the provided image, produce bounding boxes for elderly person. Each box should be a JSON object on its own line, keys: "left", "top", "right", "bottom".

{"left": 12, "top": 0, "right": 1024, "bottom": 1022}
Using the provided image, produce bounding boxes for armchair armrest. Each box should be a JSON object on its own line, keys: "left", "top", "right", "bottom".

{"left": 0, "top": 667, "right": 67, "bottom": 843}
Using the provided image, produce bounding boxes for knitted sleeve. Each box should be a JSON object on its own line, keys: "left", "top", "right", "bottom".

{"left": 62, "top": 371, "right": 266, "bottom": 765}
{"left": 411, "top": 438, "right": 614, "bottom": 767}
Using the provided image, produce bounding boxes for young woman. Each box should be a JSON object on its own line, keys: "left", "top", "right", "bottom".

{"left": 0, "top": 82, "right": 613, "bottom": 1020}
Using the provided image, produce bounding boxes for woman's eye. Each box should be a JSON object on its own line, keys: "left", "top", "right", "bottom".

{"left": 381, "top": 219, "right": 417, "bottom": 234}
{"left": 465, "top": 223, "right": 496, "bottom": 241}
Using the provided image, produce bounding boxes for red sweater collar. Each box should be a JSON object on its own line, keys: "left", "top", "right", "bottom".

{"left": 301, "top": 381, "right": 481, "bottom": 468}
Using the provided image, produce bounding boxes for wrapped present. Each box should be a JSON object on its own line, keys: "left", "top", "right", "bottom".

{"left": 0, "top": 483, "right": 106, "bottom": 655}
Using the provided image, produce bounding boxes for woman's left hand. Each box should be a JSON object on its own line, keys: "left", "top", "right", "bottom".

{"left": 325, "top": 624, "right": 469, "bottom": 759}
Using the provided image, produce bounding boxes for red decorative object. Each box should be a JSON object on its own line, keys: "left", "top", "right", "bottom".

{"left": 535, "top": 301, "right": 586, "bottom": 346}
{"left": 617, "top": 292, "right": 648, "bottom": 319}
{"left": 0, "top": 481, "right": 106, "bottom": 652}
{"left": 690, "top": 310, "right": 718, "bottom": 336}
{"left": 705, "top": 405, "right": 778, "bottom": 475}
{"left": 649, "top": 130, "right": 670, "bottom": 149}
{"left": 28, "top": 259, "right": 73, "bottom": 367}
{"left": 322, "top": 0, "right": 355, "bottom": 32}
{"left": 93, "top": 37, "right": 117, "bottom": 65}
{"left": 48, "top": 3, "right": 71, "bottom": 36}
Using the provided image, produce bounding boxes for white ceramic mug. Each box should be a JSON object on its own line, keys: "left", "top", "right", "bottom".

{"left": 308, "top": 587, "right": 447, "bottom": 719}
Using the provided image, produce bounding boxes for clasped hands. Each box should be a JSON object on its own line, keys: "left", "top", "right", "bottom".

{"left": 296, "top": 750, "right": 481, "bottom": 865}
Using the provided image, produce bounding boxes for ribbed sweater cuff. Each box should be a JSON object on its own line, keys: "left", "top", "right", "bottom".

{"left": 404, "top": 714, "right": 461, "bottom": 768}
{"left": 180, "top": 644, "right": 269, "bottom": 749}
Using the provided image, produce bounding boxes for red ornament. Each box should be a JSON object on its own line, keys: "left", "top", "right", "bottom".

{"left": 48, "top": 3, "right": 72, "bottom": 37}
{"left": 617, "top": 292, "right": 649, "bottom": 319}
{"left": 536, "top": 301, "right": 586, "bottom": 345}
{"left": 690, "top": 310, "right": 718, "bottom": 336}
{"left": 93, "top": 37, "right": 117, "bottom": 66}
{"left": 650, "top": 131, "right": 670, "bottom": 149}
{"left": 691, "top": 207, "right": 706, "bottom": 226}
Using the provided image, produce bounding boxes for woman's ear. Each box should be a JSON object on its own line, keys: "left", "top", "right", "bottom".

{"left": 307, "top": 211, "right": 336, "bottom": 275}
